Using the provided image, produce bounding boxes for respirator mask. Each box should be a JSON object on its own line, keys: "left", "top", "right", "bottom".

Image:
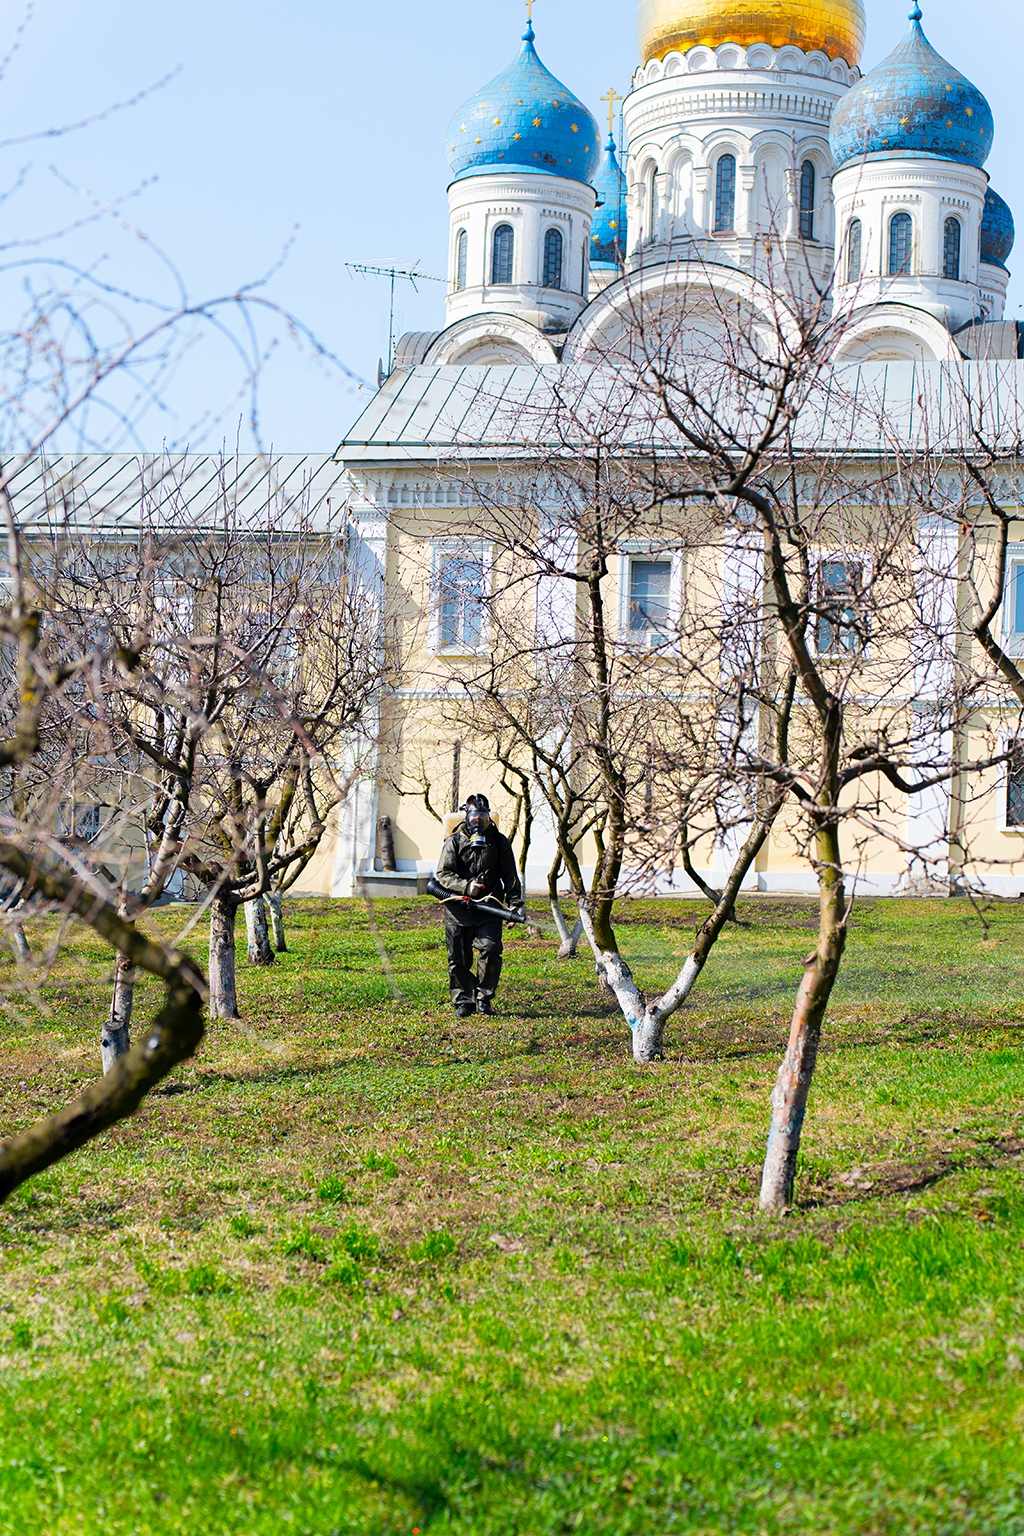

{"left": 464, "top": 795, "right": 491, "bottom": 848}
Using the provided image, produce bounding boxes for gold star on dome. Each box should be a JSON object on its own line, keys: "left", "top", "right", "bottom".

{"left": 571, "top": 124, "right": 578, "bottom": 133}
{"left": 460, "top": 125, "right": 467, "bottom": 132}
{"left": 533, "top": 117, "right": 541, "bottom": 126}
{"left": 476, "top": 137, "right": 482, "bottom": 144}
{"left": 493, "top": 117, "right": 501, "bottom": 126}
{"left": 945, "top": 119, "right": 953, "bottom": 128}
{"left": 610, "top": 220, "right": 617, "bottom": 229}
{"left": 513, "top": 132, "right": 521, "bottom": 140}
{"left": 901, "top": 116, "right": 909, "bottom": 125}
{"left": 966, "top": 107, "right": 973, "bottom": 117}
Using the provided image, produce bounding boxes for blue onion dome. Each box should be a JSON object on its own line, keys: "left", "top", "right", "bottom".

{"left": 981, "top": 188, "right": 1015, "bottom": 270}
{"left": 446, "top": 22, "right": 601, "bottom": 187}
{"left": 830, "top": 5, "right": 994, "bottom": 172}
{"left": 590, "top": 135, "right": 628, "bottom": 268}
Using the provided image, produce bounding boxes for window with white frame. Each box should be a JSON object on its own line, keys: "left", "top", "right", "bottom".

{"left": 816, "top": 558, "right": 864, "bottom": 656}
{"left": 628, "top": 559, "right": 671, "bottom": 632}
{"left": 433, "top": 545, "right": 487, "bottom": 652}
{"left": 1007, "top": 742, "right": 1024, "bottom": 827}
{"left": 623, "top": 549, "right": 680, "bottom": 645}
{"left": 1001, "top": 546, "right": 1024, "bottom": 654}
{"left": 76, "top": 805, "right": 102, "bottom": 841}
{"left": 59, "top": 803, "right": 102, "bottom": 841}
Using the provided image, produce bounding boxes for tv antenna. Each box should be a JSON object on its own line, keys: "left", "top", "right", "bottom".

{"left": 345, "top": 262, "right": 445, "bottom": 381}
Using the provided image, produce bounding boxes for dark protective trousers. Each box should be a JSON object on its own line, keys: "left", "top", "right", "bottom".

{"left": 443, "top": 905, "right": 503, "bottom": 1009}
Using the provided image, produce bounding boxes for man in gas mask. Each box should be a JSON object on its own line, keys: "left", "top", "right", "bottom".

{"left": 435, "top": 794, "right": 524, "bottom": 1017}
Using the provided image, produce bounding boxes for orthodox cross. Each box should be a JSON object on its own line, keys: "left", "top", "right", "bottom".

{"left": 525, "top": 0, "right": 534, "bottom": 19}
{"left": 601, "top": 87, "right": 623, "bottom": 133}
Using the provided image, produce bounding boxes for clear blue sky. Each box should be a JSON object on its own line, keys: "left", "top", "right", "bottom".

{"left": 2, "top": 0, "right": 1020, "bottom": 451}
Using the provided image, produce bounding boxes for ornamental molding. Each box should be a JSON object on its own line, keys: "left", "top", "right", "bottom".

{"left": 625, "top": 88, "right": 836, "bottom": 138}
{"left": 630, "top": 41, "right": 859, "bottom": 89}
{"left": 453, "top": 180, "right": 595, "bottom": 213}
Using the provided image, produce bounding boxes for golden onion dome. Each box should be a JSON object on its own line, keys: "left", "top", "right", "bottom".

{"left": 636, "top": 0, "right": 867, "bottom": 67}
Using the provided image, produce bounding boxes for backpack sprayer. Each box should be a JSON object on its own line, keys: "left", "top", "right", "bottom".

{"left": 426, "top": 794, "right": 560, "bottom": 932}
{"left": 424, "top": 874, "right": 530, "bottom": 925}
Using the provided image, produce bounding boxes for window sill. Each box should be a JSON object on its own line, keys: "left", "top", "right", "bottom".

{"left": 435, "top": 647, "right": 489, "bottom": 659}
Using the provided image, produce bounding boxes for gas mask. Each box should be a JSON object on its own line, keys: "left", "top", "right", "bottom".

{"left": 463, "top": 795, "right": 490, "bottom": 848}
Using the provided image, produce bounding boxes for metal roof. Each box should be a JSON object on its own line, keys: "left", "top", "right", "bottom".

{"left": 3, "top": 452, "right": 348, "bottom": 534}
{"left": 338, "top": 360, "right": 1024, "bottom": 465}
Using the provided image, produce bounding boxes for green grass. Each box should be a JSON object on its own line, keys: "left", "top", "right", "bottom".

{"left": 0, "top": 895, "right": 1022, "bottom": 1534}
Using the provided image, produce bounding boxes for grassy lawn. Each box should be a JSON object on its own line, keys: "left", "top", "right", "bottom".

{"left": 0, "top": 895, "right": 1022, "bottom": 1534}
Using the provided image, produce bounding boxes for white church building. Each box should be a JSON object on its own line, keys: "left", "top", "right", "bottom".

{"left": 384, "top": 0, "right": 1016, "bottom": 370}
{"left": 326, "top": 0, "right": 1024, "bottom": 901}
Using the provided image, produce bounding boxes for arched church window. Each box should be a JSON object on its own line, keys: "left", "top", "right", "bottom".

{"left": 455, "top": 228, "right": 467, "bottom": 291}
{"left": 847, "top": 218, "right": 862, "bottom": 282}
{"left": 491, "top": 224, "right": 514, "bottom": 285}
{"left": 799, "top": 161, "right": 816, "bottom": 240}
{"left": 643, "top": 165, "right": 657, "bottom": 244}
{"left": 543, "top": 228, "right": 563, "bottom": 289}
{"left": 943, "top": 216, "right": 962, "bottom": 281}
{"left": 714, "top": 154, "right": 736, "bottom": 234}
{"left": 889, "top": 212, "right": 913, "bottom": 276}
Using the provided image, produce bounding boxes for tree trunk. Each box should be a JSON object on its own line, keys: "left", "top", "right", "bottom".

{"left": 579, "top": 799, "right": 784, "bottom": 1064}
{"left": 586, "top": 559, "right": 625, "bottom": 955}
{"left": 8, "top": 922, "right": 30, "bottom": 966}
{"left": 102, "top": 951, "right": 136, "bottom": 1074}
{"left": 209, "top": 891, "right": 241, "bottom": 1019}
{"left": 550, "top": 898, "right": 582, "bottom": 959}
{"left": 377, "top": 815, "right": 397, "bottom": 871}
{"left": 268, "top": 893, "right": 287, "bottom": 952}
{"left": 547, "top": 856, "right": 581, "bottom": 958}
{"left": 759, "top": 819, "right": 846, "bottom": 1211}
{"left": 577, "top": 903, "right": 650, "bottom": 1057}
{"left": 244, "top": 896, "right": 275, "bottom": 966}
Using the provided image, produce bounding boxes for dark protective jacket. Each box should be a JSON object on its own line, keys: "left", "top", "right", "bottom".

{"left": 436, "top": 821, "right": 524, "bottom": 907}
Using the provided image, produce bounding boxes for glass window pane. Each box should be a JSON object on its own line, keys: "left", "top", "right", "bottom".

{"left": 629, "top": 560, "right": 671, "bottom": 631}
{"left": 1009, "top": 745, "right": 1024, "bottom": 825}
{"left": 543, "top": 228, "right": 563, "bottom": 289}
{"left": 714, "top": 155, "right": 736, "bottom": 234}
{"left": 492, "top": 225, "right": 514, "bottom": 285}
{"left": 800, "top": 161, "right": 815, "bottom": 241}
{"left": 847, "top": 219, "right": 862, "bottom": 282}
{"left": 1012, "top": 563, "right": 1024, "bottom": 635}
{"left": 818, "top": 560, "right": 861, "bottom": 654}
{"left": 889, "top": 212, "right": 912, "bottom": 276}
{"left": 440, "top": 556, "right": 484, "bottom": 648}
{"left": 943, "top": 217, "right": 961, "bottom": 281}
{"left": 455, "top": 228, "right": 467, "bottom": 291}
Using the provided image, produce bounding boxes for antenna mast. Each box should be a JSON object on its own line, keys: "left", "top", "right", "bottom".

{"left": 345, "top": 263, "right": 445, "bottom": 376}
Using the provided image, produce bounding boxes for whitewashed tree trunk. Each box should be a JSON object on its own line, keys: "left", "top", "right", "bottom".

{"left": 8, "top": 922, "right": 30, "bottom": 966}
{"left": 578, "top": 800, "right": 782, "bottom": 1064}
{"left": 244, "top": 896, "right": 275, "bottom": 966}
{"left": 549, "top": 897, "right": 583, "bottom": 959}
{"left": 101, "top": 951, "right": 136, "bottom": 1074}
{"left": 577, "top": 904, "right": 698, "bottom": 1064}
{"left": 268, "top": 894, "right": 287, "bottom": 952}
{"left": 209, "top": 893, "right": 240, "bottom": 1019}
